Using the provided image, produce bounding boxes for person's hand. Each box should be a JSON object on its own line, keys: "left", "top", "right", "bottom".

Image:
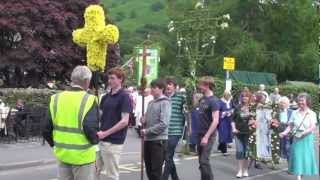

{"left": 140, "top": 116, "right": 145, "bottom": 124}
{"left": 97, "top": 131, "right": 109, "bottom": 139}
{"left": 295, "top": 132, "right": 306, "bottom": 139}
{"left": 140, "top": 129, "right": 146, "bottom": 136}
{"left": 201, "top": 136, "right": 209, "bottom": 146}
{"left": 232, "top": 128, "right": 240, "bottom": 134}
{"left": 95, "top": 161, "right": 101, "bottom": 175}
{"left": 279, "top": 132, "right": 286, "bottom": 138}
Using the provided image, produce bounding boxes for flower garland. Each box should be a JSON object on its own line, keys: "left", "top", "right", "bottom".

{"left": 270, "top": 103, "right": 281, "bottom": 166}
{"left": 248, "top": 102, "right": 281, "bottom": 167}
{"left": 72, "top": 5, "right": 120, "bottom": 72}
{"left": 248, "top": 102, "right": 257, "bottom": 159}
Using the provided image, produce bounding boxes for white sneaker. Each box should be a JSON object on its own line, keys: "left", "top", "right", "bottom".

{"left": 243, "top": 171, "right": 249, "bottom": 177}
{"left": 236, "top": 171, "right": 243, "bottom": 178}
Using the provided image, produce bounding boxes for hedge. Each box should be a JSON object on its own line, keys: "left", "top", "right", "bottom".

{"left": 0, "top": 80, "right": 318, "bottom": 112}
{"left": 0, "top": 88, "right": 57, "bottom": 110}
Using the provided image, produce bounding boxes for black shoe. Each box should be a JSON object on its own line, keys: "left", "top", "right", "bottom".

{"left": 254, "top": 163, "right": 263, "bottom": 170}
{"left": 172, "top": 174, "right": 179, "bottom": 180}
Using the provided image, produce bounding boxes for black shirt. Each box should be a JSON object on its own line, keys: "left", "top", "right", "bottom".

{"left": 198, "top": 95, "right": 220, "bottom": 135}
{"left": 100, "top": 89, "right": 132, "bottom": 144}
{"left": 233, "top": 105, "right": 251, "bottom": 135}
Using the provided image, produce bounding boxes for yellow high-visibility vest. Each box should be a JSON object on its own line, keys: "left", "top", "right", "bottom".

{"left": 50, "top": 91, "right": 96, "bottom": 165}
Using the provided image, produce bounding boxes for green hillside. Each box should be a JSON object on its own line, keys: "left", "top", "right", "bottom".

{"left": 102, "top": 0, "right": 169, "bottom": 32}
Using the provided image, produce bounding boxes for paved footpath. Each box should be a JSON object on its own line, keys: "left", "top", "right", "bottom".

{"left": 0, "top": 129, "right": 318, "bottom": 180}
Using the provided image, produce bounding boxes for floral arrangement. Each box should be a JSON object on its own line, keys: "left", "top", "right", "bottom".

{"left": 270, "top": 103, "right": 281, "bottom": 166}
{"left": 72, "top": 5, "right": 120, "bottom": 72}
{"left": 248, "top": 102, "right": 281, "bottom": 167}
{"left": 247, "top": 102, "right": 257, "bottom": 159}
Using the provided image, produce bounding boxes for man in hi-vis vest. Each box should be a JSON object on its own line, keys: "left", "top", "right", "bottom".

{"left": 43, "top": 66, "right": 99, "bottom": 180}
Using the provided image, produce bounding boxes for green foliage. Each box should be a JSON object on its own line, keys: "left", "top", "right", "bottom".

{"left": 0, "top": 89, "right": 57, "bottom": 109}
{"left": 129, "top": 10, "right": 137, "bottom": 19}
{"left": 102, "top": 0, "right": 320, "bottom": 84}
{"left": 102, "top": 0, "right": 168, "bottom": 32}
{"left": 115, "top": 11, "right": 126, "bottom": 22}
{"left": 151, "top": 2, "right": 164, "bottom": 12}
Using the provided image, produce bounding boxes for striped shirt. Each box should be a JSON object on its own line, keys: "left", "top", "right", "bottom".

{"left": 168, "top": 92, "right": 186, "bottom": 136}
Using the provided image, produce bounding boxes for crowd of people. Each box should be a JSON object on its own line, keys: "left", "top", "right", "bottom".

{"left": 42, "top": 65, "right": 319, "bottom": 180}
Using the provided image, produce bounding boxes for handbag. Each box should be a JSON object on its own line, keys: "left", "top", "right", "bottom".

{"left": 289, "top": 112, "right": 308, "bottom": 139}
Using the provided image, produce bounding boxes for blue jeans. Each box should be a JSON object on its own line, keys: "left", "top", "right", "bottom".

{"left": 197, "top": 134, "right": 215, "bottom": 180}
{"left": 163, "top": 135, "right": 181, "bottom": 180}
{"left": 235, "top": 134, "right": 249, "bottom": 160}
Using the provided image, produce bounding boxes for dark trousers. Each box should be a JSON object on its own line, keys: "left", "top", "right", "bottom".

{"left": 197, "top": 135, "right": 215, "bottom": 180}
{"left": 163, "top": 135, "right": 181, "bottom": 180}
{"left": 217, "top": 143, "right": 227, "bottom": 153}
{"left": 144, "top": 140, "right": 168, "bottom": 180}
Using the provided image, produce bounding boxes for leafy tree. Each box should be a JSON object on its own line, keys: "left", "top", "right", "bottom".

{"left": 0, "top": 0, "right": 100, "bottom": 88}
{"left": 115, "top": 11, "right": 126, "bottom": 22}
{"left": 151, "top": 2, "right": 165, "bottom": 12}
{"left": 129, "top": 10, "right": 137, "bottom": 19}
{"left": 166, "top": 0, "right": 320, "bottom": 82}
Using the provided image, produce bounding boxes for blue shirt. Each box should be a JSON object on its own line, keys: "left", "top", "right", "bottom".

{"left": 100, "top": 89, "right": 132, "bottom": 144}
{"left": 280, "top": 110, "right": 288, "bottom": 124}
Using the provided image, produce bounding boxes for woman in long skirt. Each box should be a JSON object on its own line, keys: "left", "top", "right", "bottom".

{"left": 280, "top": 93, "right": 318, "bottom": 180}
{"left": 217, "top": 90, "right": 234, "bottom": 155}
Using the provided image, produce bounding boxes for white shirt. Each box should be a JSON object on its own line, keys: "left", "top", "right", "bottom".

{"left": 289, "top": 109, "right": 317, "bottom": 131}
{"left": 135, "top": 95, "right": 153, "bottom": 124}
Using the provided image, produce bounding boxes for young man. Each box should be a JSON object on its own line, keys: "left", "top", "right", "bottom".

{"left": 163, "top": 77, "right": 186, "bottom": 180}
{"left": 97, "top": 67, "right": 132, "bottom": 180}
{"left": 197, "top": 76, "right": 220, "bottom": 180}
{"left": 141, "top": 79, "right": 171, "bottom": 180}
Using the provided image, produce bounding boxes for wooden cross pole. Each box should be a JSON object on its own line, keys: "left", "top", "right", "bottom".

{"left": 140, "top": 43, "right": 151, "bottom": 180}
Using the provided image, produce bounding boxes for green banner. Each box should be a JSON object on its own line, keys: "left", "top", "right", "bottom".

{"left": 135, "top": 47, "right": 160, "bottom": 86}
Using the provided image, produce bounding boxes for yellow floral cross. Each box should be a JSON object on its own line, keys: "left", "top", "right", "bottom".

{"left": 72, "top": 5, "right": 119, "bottom": 72}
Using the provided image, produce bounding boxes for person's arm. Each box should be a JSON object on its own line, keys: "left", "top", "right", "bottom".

{"left": 280, "top": 124, "right": 293, "bottom": 137}
{"left": 201, "top": 110, "right": 219, "bottom": 145}
{"left": 42, "top": 109, "right": 54, "bottom": 147}
{"left": 280, "top": 112, "right": 295, "bottom": 137}
{"left": 301, "top": 112, "right": 317, "bottom": 137}
{"left": 231, "top": 108, "right": 239, "bottom": 134}
{"left": 144, "top": 100, "right": 170, "bottom": 136}
{"left": 83, "top": 103, "right": 99, "bottom": 145}
{"left": 97, "top": 94, "right": 132, "bottom": 139}
{"left": 201, "top": 99, "right": 220, "bottom": 146}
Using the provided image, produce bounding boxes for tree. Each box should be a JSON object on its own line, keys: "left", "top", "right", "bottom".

{"left": 151, "top": 2, "right": 165, "bottom": 12}
{"left": 166, "top": 0, "right": 320, "bottom": 82}
{"left": 129, "top": 10, "right": 137, "bottom": 19}
{"left": 0, "top": 0, "right": 99, "bottom": 88}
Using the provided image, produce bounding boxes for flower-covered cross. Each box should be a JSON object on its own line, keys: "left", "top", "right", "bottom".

{"left": 72, "top": 5, "right": 119, "bottom": 72}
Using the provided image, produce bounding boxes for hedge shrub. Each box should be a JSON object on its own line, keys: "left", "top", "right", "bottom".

{"left": 0, "top": 88, "right": 57, "bottom": 110}
{"left": 0, "top": 81, "right": 318, "bottom": 112}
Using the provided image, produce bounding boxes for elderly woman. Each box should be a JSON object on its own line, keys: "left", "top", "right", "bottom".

{"left": 278, "top": 96, "right": 293, "bottom": 164}
{"left": 217, "top": 90, "right": 234, "bottom": 155}
{"left": 232, "top": 95, "right": 253, "bottom": 178}
{"left": 280, "top": 93, "right": 318, "bottom": 180}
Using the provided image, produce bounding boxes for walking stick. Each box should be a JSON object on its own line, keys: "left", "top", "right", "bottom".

{"left": 140, "top": 45, "right": 148, "bottom": 180}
